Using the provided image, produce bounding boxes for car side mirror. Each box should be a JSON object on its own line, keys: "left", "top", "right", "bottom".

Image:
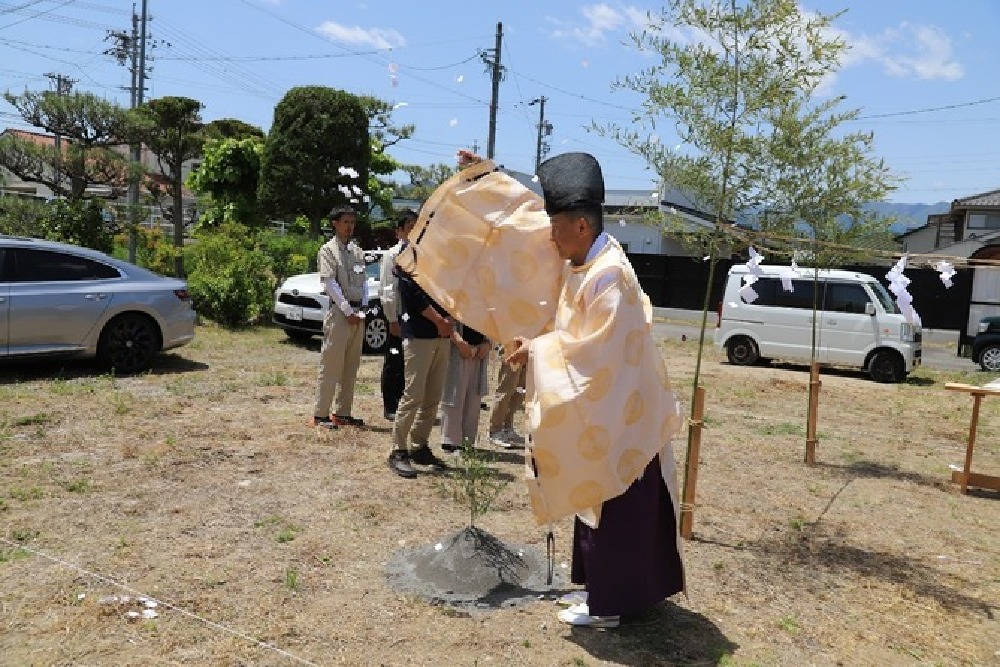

{"left": 865, "top": 302, "right": 875, "bottom": 316}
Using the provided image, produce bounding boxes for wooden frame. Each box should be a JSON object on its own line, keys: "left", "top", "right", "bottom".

{"left": 944, "top": 382, "right": 1000, "bottom": 494}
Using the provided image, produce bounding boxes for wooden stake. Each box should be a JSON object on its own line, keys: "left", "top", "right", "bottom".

{"left": 805, "top": 362, "right": 821, "bottom": 465}
{"left": 680, "top": 386, "right": 706, "bottom": 540}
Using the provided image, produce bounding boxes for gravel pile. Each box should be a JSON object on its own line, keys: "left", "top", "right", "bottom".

{"left": 385, "top": 526, "right": 566, "bottom": 612}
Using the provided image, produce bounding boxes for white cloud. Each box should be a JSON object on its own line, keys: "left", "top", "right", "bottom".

{"left": 837, "top": 21, "right": 963, "bottom": 81}
{"left": 548, "top": 3, "right": 650, "bottom": 46}
{"left": 315, "top": 20, "right": 405, "bottom": 50}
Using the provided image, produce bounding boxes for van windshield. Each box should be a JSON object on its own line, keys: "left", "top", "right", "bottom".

{"left": 869, "top": 281, "right": 899, "bottom": 314}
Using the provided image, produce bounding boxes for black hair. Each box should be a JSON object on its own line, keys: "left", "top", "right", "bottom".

{"left": 329, "top": 205, "right": 357, "bottom": 222}
{"left": 396, "top": 208, "right": 418, "bottom": 228}
{"left": 570, "top": 204, "right": 604, "bottom": 238}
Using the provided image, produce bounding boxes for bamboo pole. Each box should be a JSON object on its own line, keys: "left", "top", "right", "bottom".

{"left": 680, "top": 386, "right": 706, "bottom": 540}
{"left": 805, "top": 361, "right": 820, "bottom": 465}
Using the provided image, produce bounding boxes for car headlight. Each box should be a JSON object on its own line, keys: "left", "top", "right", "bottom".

{"left": 978, "top": 321, "right": 989, "bottom": 334}
{"left": 900, "top": 323, "right": 915, "bottom": 343}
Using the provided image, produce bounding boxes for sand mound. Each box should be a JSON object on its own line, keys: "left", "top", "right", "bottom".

{"left": 385, "top": 526, "right": 566, "bottom": 612}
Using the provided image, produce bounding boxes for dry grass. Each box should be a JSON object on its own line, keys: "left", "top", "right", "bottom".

{"left": 1, "top": 324, "right": 998, "bottom": 666}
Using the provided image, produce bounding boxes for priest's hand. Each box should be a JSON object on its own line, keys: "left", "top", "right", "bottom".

{"left": 504, "top": 336, "right": 530, "bottom": 367}
{"left": 457, "top": 149, "right": 483, "bottom": 167}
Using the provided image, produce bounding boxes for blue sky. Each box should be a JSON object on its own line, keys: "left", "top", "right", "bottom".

{"left": 1, "top": 0, "right": 999, "bottom": 204}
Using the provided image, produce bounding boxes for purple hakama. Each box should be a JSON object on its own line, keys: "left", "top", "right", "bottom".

{"left": 571, "top": 455, "right": 684, "bottom": 617}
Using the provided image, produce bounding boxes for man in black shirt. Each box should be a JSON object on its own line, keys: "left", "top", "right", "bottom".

{"left": 388, "top": 267, "right": 453, "bottom": 478}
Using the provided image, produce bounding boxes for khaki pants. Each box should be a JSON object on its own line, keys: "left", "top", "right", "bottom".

{"left": 392, "top": 337, "right": 450, "bottom": 453}
{"left": 313, "top": 308, "right": 364, "bottom": 418}
{"left": 489, "top": 359, "right": 525, "bottom": 433}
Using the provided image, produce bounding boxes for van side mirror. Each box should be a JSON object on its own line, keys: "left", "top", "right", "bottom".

{"left": 865, "top": 302, "right": 875, "bottom": 316}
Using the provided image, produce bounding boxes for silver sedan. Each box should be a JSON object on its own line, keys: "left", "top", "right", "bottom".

{"left": 0, "top": 236, "right": 196, "bottom": 373}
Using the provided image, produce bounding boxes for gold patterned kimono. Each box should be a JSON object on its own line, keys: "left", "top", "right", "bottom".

{"left": 398, "top": 160, "right": 684, "bottom": 529}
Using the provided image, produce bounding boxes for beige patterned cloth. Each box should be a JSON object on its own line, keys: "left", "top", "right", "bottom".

{"left": 401, "top": 160, "right": 684, "bottom": 529}
{"left": 395, "top": 160, "right": 561, "bottom": 348}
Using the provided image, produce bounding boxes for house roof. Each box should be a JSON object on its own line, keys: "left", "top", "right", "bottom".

{"left": 1, "top": 128, "right": 57, "bottom": 146}
{"left": 953, "top": 188, "right": 1000, "bottom": 208}
{"left": 931, "top": 228, "right": 1000, "bottom": 257}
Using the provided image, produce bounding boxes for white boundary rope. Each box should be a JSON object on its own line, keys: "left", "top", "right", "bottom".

{"left": 0, "top": 537, "right": 319, "bottom": 667}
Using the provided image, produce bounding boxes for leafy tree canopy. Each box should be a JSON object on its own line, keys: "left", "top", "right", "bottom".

{"left": 187, "top": 135, "right": 264, "bottom": 229}
{"left": 134, "top": 95, "right": 205, "bottom": 275}
{"left": 396, "top": 162, "right": 456, "bottom": 201}
{"left": 258, "top": 86, "right": 370, "bottom": 238}
{"left": 203, "top": 118, "right": 265, "bottom": 141}
{"left": 0, "top": 89, "right": 139, "bottom": 200}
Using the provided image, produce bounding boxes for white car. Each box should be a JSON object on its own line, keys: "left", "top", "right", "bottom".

{"left": 272, "top": 250, "right": 390, "bottom": 354}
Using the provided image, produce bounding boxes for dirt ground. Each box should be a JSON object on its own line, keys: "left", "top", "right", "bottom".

{"left": 1, "top": 323, "right": 998, "bottom": 667}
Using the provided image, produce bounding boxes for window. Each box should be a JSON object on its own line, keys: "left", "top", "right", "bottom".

{"left": 825, "top": 282, "right": 871, "bottom": 314}
{"left": 748, "top": 277, "right": 820, "bottom": 309}
{"left": 967, "top": 213, "right": 1000, "bottom": 230}
{"left": 869, "top": 281, "right": 899, "bottom": 314}
{"left": 13, "top": 248, "right": 121, "bottom": 282}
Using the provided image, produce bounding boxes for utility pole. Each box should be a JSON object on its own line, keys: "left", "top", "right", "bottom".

{"left": 528, "top": 96, "right": 552, "bottom": 172}
{"left": 116, "top": 1, "right": 149, "bottom": 262}
{"left": 44, "top": 72, "right": 75, "bottom": 197}
{"left": 482, "top": 22, "right": 503, "bottom": 160}
{"left": 105, "top": 1, "right": 153, "bottom": 260}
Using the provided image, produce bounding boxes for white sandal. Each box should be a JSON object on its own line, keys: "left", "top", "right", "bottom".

{"left": 557, "top": 603, "right": 620, "bottom": 628}
{"left": 555, "top": 590, "right": 588, "bottom": 607}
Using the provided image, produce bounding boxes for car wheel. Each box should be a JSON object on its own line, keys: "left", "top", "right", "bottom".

{"left": 979, "top": 344, "right": 1000, "bottom": 372}
{"left": 285, "top": 330, "right": 314, "bottom": 343}
{"left": 364, "top": 314, "right": 389, "bottom": 354}
{"left": 868, "top": 349, "right": 904, "bottom": 383}
{"left": 97, "top": 313, "right": 161, "bottom": 374}
{"left": 726, "top": 336, "right": 759, "bottom": 366}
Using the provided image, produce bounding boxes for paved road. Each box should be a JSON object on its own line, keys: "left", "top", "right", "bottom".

{"left": 651, "top": 308, "right": 982, "bottom": 374}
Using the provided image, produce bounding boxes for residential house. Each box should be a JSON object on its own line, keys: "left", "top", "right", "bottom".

{"left": 898, "top": 187, "right": 1000, "bottom": 258}
{"left": 896, "top": 187, "right": 1000, "bottom": 341}
{"left": 506, "top": 168, "right": 734, "bottom": 257}
{"left": 0, "top": 127, "right": 199, "bottom": 229}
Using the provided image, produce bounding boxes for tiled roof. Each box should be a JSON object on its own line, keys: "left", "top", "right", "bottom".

{"left": 954, "top": 188, "right": 1000, "bottom": 207}
{"left": 1, "top": 128, "right": 58, "bottom": 147}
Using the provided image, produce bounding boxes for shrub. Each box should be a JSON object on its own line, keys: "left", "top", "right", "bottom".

{"left": 0, "top": 196, "right": 46, "bottom": 236}
{"left": 38, "top": 199, "right": 117, "bottom": 253}
{"left": 257, "top": 230, "right": 323, "bottom": 282}
{"left": 112, "top": 227, "right": 178, "bottom": 277}
{"left": 184, "top": 225, "right": 274, "bottom": 326}
{"left": 0, "top": 198, "right": 116, "bottom": 252}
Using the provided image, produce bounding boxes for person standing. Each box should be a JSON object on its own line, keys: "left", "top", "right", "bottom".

{"left": 311, "top": 206, "right": 368, "bottom": 430}
{"left": 487, "top": 357, "right": 526, "bottom": 448}
{"left": 440, "top": 321, "right": 491, "bottom": 453}
{"left": 503, "top": 152, "right": 685, "bottom": 628}
{"left": 387, "top": 265, "right": 453, "bottom": 478}
{"left": 379, "top": 209, "right": 418, "bottom": 421}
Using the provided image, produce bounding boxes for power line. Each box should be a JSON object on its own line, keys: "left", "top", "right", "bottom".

{"left": 234, "top": 0, "right": 489, "bottom": 106}
{"left": 0, "top": 0, "right": 114, "bottom": 31}
{"left": 154, "top": 19, "right": 284, "bottom": 100}
{"left": 857, "top": 94, "right": 1000, "bottom": 120}
{"left": 0, "top": 0, "right": 75, "bottom": 31}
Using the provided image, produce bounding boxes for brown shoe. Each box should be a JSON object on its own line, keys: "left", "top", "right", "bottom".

{"left": 311, "top": 416, "right": 337, "bottom": 429}
{"left": 334, "top": 415, "right": 365, "bottom": 427}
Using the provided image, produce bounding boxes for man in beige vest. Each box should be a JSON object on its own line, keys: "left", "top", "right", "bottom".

{"left": 311, "top": 206, "right": 368, "bottom": 429}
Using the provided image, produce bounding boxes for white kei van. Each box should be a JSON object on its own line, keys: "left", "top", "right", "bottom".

{"left": 714, "top": 265, "right": 922, "bottom": 383}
